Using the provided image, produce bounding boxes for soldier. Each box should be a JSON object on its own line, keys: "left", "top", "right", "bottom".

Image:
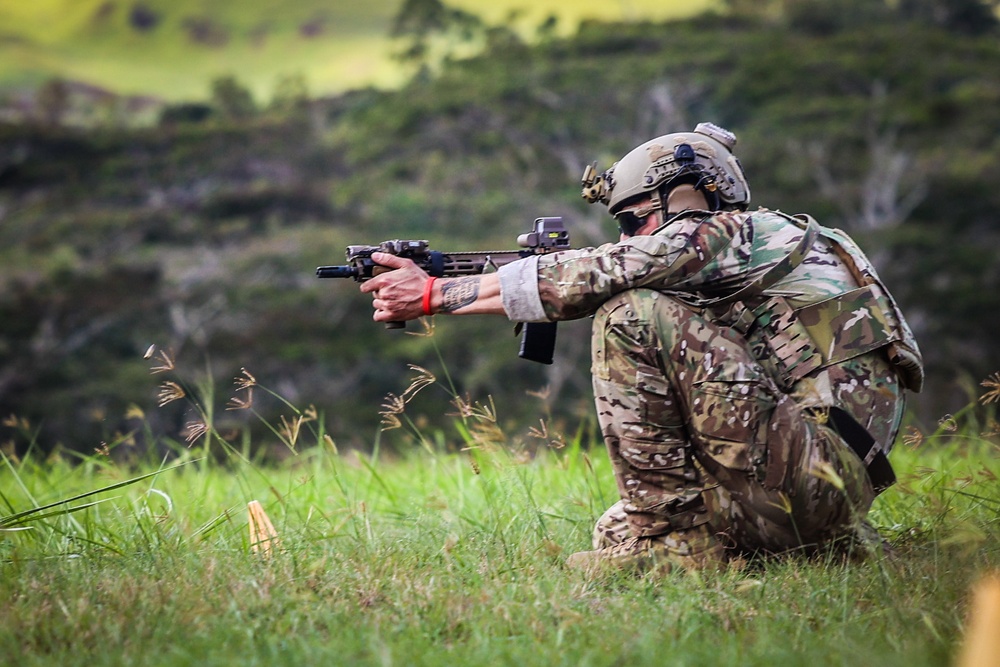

{"left": 361, "top": 123, "right": 923, "bottom": 574}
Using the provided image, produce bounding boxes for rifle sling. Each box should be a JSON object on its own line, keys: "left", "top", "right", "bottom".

{"left": 823, "top": 407, "right": 896, "bottom": 495}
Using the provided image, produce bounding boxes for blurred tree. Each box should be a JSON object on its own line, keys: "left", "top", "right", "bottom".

{"left": 796, "top": 84, "right": 928, "bottom": 240}
{"left": 390, "top": 0, "right": 483, "bottom": 68}
{"left": 898, "top": 0, "right": 999, "bottom": 34}
{"left": 210, "top": 75, "right": 256, "bottom": 120}
{"left": 535, "top": 14, "right": 559, "bottom": 42}
{"left": 128, "top": 2, "right": 160, "bottom": 32}
{"left": 35, "top": 78, "right": 70, "bottom": 127}
{"left": 721, "top": 0, "right": 782, "bottom": 20}
{"left": 269, "top": 73, "right": 310, "bottom": 116}
{"left": 780, "top": 0, "right": 893, "bottom": 34}
{"left": 158, "top": 102, "right": 214, "bottom": 126}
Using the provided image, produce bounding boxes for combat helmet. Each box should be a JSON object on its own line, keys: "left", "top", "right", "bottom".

{"left": 581, "top": 122, "right": 751, "bottom": 217}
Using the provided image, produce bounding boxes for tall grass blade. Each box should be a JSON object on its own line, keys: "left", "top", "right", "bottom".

{"left": 0, "top": 460, "right": 196, "bottom": 528}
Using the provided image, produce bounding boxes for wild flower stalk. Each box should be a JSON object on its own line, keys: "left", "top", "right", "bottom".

{"left": 222, "top": 366, "right": 326, "bottom": 453}
{"left": 378, "top": 365, "right": 439, "bottom": 454}
{"left": 527, "top": 417, "right": 567, "bottom": 450}
{"left": 450, "top": 394, "right": 505, "bottom": 451}
{"left": 145, "top": 345, "right": 223, "bottom": 453}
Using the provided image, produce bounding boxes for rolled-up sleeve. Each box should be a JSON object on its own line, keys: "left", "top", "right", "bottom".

{"left": 497, "top": 256, "right": 549, "bottom": 322}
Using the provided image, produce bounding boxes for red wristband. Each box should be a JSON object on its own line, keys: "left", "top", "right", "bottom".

{"left": 422, "top": 277, "right": 437, "bottom": 316}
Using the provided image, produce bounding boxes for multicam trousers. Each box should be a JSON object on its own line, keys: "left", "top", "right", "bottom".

{"left": 590, "top": 289, "right": 904, "bottom": 557}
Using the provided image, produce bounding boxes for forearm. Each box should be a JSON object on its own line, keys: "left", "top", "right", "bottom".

{"left": 427, "top": 274, "right": 505, "bottom": 316}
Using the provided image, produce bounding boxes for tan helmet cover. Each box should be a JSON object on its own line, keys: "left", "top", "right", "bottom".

{"left": 582, "top": 122, "right": 751, "bottom": 214}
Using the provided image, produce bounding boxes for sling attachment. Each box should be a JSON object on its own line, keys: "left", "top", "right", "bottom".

{"left": 822, "top": 407, "right": 896, "bottom": 495}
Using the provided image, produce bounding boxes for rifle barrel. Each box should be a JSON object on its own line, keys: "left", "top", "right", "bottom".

{"left": 316, "top": 265, "right": 358, "bottom": 279}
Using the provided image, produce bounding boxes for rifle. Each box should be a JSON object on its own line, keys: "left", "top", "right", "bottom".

{"left": 316, "top": 216, "right": 570, "bottom": 364}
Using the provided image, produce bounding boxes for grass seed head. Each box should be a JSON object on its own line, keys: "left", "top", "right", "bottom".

{"left": 902, "top": 426, "right": 924, "bottom": 448}
{"left": 379, "top": 412, "right": 402, "bottom": 431}
{"left": 234, "top": 367, "right": 257, "bottom": 390}
{"left": 406, "top": 317, "right": 436, "bottom": 337}
{"left": 379, "top": 393, "right": 406, "bottom": 431}
{"left": 808, "top": 460, "right": 846, "bottom": 491}
{"left": 156, "top": 381, "right": 186, "bottom": 407}
{"left": 226, "top": 388, "right": 254, "bottom": 411}
{"left": 528, "top": 419, "right": 548, "bottom": 440}
{"left": 767, "top": 491, "right": 794, "bottom": 516}
{"left": 279, "top": 414, "right": 303, "bottom": 448}
{"left": 402, "top": 365, "right": 436, "bottom": 401}
{"left": 526, "top": 385, "right": 551, "bottom": 401}
{"left": 981, "top": 372, "right": 1000, "bottom": 405}
{"left": 450, "top": 394, "right": 497, "bottom": 423}
{"left": 148, "top": 347, "right": 176, "bottom": 374}
{"left": 182, "top": 420, "right": 209, "bottom": 445}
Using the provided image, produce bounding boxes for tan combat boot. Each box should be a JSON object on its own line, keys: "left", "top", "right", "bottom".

{"left": 565, "top": 524, "right": 726, "bottom": 576}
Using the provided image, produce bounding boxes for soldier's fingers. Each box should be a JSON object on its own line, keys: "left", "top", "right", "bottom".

{"left": 370, "top": 252, "right": 412, "bottom": 269}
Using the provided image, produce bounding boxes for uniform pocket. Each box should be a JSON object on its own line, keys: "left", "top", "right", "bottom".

{"left": 619, "top": 437, "right": 688, "bottom": 472}
{"left": 616, "top": 436, "right": 694, "bottom": 510}
{"left": 635, "top": 369, "right": 683, "bottom": 430}
{"left": 688, "top": 378, "right": 774, "bottom": 471}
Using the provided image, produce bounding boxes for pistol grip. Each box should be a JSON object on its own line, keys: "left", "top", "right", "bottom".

{"left": 370, "top": 265, "right": 405, "bottom": 329}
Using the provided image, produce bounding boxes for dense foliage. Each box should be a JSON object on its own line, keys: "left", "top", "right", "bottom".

{"left": 1, "top": 1, "right": 999, "bottom": 455}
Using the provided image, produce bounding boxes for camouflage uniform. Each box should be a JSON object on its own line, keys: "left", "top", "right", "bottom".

{"left": 497, "top": 208, "right": 922, "bottom": 568}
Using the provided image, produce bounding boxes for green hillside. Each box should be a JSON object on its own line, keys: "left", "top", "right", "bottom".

{"left": 0, "top": 0, "right": 714, "bottom": 100}
{"left": 0, "top": 0, "right": 405, "bottom": 99}
{"left": 2, "top": 0, "right": 999, "bottom": 455}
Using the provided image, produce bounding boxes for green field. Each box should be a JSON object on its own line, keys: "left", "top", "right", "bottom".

{"left": 1, "top": 364, "right": 997, "bottom": 666}
{"left": 0, "top": 0, "right": 716, "bottom": 100}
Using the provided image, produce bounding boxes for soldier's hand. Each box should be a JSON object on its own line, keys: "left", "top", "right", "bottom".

{"left": 359, "top": 252, "right": 431, "bottom": 322}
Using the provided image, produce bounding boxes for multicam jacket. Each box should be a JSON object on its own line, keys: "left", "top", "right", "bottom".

{"left": 497, "top": 208, "right": 923, "bottom": 395}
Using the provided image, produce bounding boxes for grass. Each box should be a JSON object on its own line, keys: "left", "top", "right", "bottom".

{"left": 0, "top": 362, "right": 998, "bottom": 666}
